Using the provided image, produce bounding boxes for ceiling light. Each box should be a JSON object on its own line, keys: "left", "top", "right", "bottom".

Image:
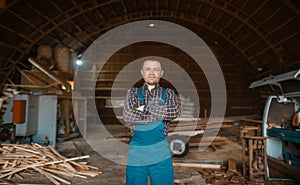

{"left": 149, "top": 23, "right": 155, "bottom": 27}
{"left": 256, "top": 67, "right": 264, "bottom": 72}
{"left": 75, "top": 55, "right": 83, "bottom": 66}
{"left": 76, "top": 59, "right": 83, "bottom": 65}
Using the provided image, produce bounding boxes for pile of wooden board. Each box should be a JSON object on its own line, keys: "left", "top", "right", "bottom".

{"left": 198, "top": 169, "right": 245, "bottom": 184}
{"left": 0, "top": 143, "right": 102, "bottom": 184}
{"left": 174, "top": 158, "right": 247, "bottom": 185}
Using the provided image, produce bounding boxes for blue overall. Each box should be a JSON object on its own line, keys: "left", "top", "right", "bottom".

{"left": 126, "top": 87, "right": 174, "bottom": 185}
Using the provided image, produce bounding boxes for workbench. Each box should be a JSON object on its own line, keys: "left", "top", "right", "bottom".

{"left": 267, "top": 128, "right": 300, "bottom": 144}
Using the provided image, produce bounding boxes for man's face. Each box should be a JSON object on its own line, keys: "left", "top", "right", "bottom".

{"left": 141, "top": 60, "right": 164, "bottom": 86}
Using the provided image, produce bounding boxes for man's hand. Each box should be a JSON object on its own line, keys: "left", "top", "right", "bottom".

{"left": 148, "top": 98, "right": 167, "bottom": 122}
{"left": 136, "top": 105, "right": 145, "bottom": 111}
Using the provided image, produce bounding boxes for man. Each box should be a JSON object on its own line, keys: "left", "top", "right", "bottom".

{"left": 123, "top": 58, "right": 179, "bottom": 185}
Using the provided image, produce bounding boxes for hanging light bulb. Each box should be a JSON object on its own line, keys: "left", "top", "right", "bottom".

{"left": 76, "top": 55, "right": 83, "bottom": 65}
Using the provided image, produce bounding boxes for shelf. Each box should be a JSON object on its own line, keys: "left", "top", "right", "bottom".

{"left": 267, "top": 128, "right": 300, "bottom": 144}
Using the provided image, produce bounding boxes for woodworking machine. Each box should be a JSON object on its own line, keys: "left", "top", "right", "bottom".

{"left": 1, "top": 94, "right": 57, "bottom": 148}
{"left": 250, "top": 69, "right": 300, "bottom": 180}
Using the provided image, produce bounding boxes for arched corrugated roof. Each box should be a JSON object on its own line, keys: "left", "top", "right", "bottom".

{"left": 0, "top": 0, "right": 299, "bottom": 88}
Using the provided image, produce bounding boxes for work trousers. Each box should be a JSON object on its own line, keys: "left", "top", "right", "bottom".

{"left": 126, "top": 122, "right": 174, "bottom": 185}
{"left": 126, "top": 157, "right": 174, "bottom": 185}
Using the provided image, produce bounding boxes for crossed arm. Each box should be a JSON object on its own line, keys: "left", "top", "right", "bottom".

{"left": 123, "top": 88, "right": 179, "bottom": 125}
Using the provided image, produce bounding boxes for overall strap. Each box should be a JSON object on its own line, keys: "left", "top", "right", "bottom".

{"left": 161, "top": 87, "right": 166, "bottom": 103}
{"left": 137, "top": 87, "right": 145, "bottom": 106}
{"left": 137, "top": 86, "right": 167, "bottom": 105}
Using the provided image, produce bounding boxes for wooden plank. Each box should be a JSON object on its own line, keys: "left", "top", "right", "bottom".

{"left": 240, "top": 118, "right": 262, "bottom": 124}
{"left": 32, "top": 167, "right": 61, "bottom": 185}
{"left": 227, "top": 158, "right": 237, "bottom": 173}
{"left": 47, "top": 172, "right": 71, "bottom": 185}
{"left": 248, "top": 138, "right": 254, "bottom": 180}
{"left": 0, "top": 162, "right": 43, "bottom": 179}
{"left": 0, "top": 143, "right": 101, "bottom": 184}
{"left": 13, "top": 146, "right": 40, "bottom": 155}
{"left": 41, "top": 167, "right": 75, "bottom": 177}
{"left": 229, "top": 175, "right": 240, "bottom": 183}
{"left": 189, "top": 141, "right": 227, "bottom": 147}
{"left": 173, "top": 161, "right": 222, "bottom": 169}
{"left": 267, "top": 156, "right": 300, "bottom": 182}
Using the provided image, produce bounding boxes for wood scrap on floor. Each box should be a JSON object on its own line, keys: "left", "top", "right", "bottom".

{"left": 174, "top": 158, "right": 246, "bottom": 184}
{"left": 0, "top": 143, "right": 102, "bottom": 184}
{"left": 198, "top": 168, "right": 245, "bottom": 184}
{"left": 227, "top": 158, "right": 237, "bottom": 173}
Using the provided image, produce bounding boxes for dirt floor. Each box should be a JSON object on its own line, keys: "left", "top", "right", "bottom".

{"left": 2, "top": 124, "right": 299, "bottom": 185}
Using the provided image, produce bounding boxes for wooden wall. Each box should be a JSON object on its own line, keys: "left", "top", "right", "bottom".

{"left": 77, "top": 42, "right": 262, "bottom": 125}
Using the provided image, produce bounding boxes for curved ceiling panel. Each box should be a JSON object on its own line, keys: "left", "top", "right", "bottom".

{"left": 0, "top": 0, "right": 299, "bottom": 89}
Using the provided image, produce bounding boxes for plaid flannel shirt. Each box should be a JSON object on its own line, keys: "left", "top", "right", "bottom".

{"left": 123, "top": 83, "right": 179, "bottom": 135}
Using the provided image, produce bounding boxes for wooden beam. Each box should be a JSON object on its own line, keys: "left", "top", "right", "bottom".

{"left": 267, "top": 156, "right": 300, "bottom": 182}
{"left": 173, "top": 161, "right": 222, "bottom": 169}
{"left": 0, "top": 0, "right": 5, "bottom": 8}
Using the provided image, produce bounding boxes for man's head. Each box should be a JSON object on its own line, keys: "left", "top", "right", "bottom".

{"left": 141, "top": 58, "right": 164, "bottom": 86}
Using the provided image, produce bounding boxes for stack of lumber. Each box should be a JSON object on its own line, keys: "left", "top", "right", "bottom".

{"left": 174, "top": 158, "right": 246, "bottom": 184}
{"left": 169, "top": 119, "right": 234, "bottom": 132}
{"left": 0, "top": 143, "right": 102, "bottom": 184}
{"left": 189, "top": 136, "right": 228, "bottom": 148}
{"left": 198, "top": 169, "right": 245, "bottom": 184}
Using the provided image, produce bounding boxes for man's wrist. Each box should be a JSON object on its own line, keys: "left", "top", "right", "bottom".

{"left": 143, "top": 105, "right": 149, "bottom": 112}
